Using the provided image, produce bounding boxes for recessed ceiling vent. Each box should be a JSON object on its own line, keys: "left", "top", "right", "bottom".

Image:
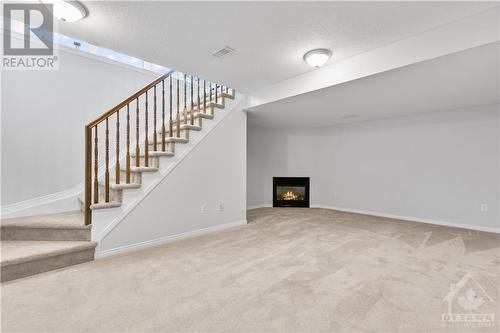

{"left": 211, "top": 46, "right": 235, "bottom": 58}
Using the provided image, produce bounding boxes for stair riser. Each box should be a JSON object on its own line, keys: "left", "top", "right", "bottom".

{"left": 1, "top": 248, "right": 95, "bottom": 283}
{"left": 208, "top": 100, "right": 224, "bottom": 109}
{"left": 159, "top": 126, "right": 200, "bottom": 140}
{"left": 119, "top": 170, "right": 142, "bottom": 184}
{"left": 148, "top": 138, "right": 191, "bottom": 151}
{"left": 97, "top": 186, "right": 121, "bottom": 202}
{"left": 179, "top": 106, "right": 214, "bottom": 117}
{"left": 193, "top": 94, "right": 233, "bottom": 108}
{"left": 148, "top": 143, "right": 176, "bottom": 152}
{"left": 199, "top": 99, "right": 224, "bottom": 108}
{"left": 1, "top": 227, "right": 90, "bottom": 241}
{"left": 132, "top": 156, "right": 160, "bottom": 167}
{"left": 160, "top": 128, "right": 189, "bottom": 138}
{"left": 143, "top": 138, "right": 183, "bottom": 153}
{"left": 221, "top": 92, "right": 235, "bottom": 100}
{"left": 174, "top": 117, "right": 203, "bottom": 127}
{"left": 146, "top": 142, "right": 177, "bottom": 153}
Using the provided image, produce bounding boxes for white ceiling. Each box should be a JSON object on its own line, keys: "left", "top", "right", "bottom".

{"left": 59, "top": 1, "right": 498, "bottom": 92}
{"left": 247, "top": 42, "right": 500, "bottom": 127}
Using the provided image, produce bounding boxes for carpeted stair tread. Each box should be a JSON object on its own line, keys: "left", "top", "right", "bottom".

{"left": 1, "top": 211, "right": 88, "bottom": 230}
{"left": 1, "top": 240, "right": 97, "bottom": 267}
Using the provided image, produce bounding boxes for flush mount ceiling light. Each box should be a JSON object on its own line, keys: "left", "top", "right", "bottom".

{"left": 303, "top": 48, "right": 332, "bottom": 68}
{"left": 41, "top": 0, "right": 87, "bottom": 22}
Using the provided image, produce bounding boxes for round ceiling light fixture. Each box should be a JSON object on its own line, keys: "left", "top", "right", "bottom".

{"left": 42, "top": 0, "right": 87, "bottom": 22}
{"left": 303, "top": 48, "right": 332, "bottom": 68}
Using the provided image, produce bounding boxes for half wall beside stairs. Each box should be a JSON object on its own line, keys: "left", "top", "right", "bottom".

{"left": 95, "top": 96, "right": 247, "bottom": 256}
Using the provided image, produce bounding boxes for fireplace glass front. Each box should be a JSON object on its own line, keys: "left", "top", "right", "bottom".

{"left": 273, "top": 177, "right": 310, "bottom": 207}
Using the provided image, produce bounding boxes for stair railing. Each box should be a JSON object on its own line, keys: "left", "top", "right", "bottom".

{"left": 84, "top": 70, "right": 231, "bottom": 225}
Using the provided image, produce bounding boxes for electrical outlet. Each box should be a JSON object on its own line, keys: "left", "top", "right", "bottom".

{"left": 201, "top": 204, "right": 207, "bottom": 214}
{"left": 480, "top": 204, "right": 489, "bottom": 212}
{"left": 217, "top": 202, "right": 224, "bottom": 212}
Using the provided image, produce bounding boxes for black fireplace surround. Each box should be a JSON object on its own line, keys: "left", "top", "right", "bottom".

{"left": 273, "top": 177, "right": 310, "bottom": 208}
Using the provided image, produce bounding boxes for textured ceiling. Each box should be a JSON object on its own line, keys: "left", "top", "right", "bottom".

{"left": 247, "top": 42, "right": 500, "bottom": 127}
{"left": 58, "top": 1, "right": 498, "bottom": 92}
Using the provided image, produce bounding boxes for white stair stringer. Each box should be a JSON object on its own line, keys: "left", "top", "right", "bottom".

{"left": 89, "top": 93, "right": 243, "bottom": 246}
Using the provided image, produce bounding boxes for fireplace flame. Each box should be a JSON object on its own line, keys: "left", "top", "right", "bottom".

{"left": 281, "top": 191, "right": 299, "bottom": 200}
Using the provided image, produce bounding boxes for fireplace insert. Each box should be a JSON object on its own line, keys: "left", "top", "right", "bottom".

{"left": 273, "top": 177, "right": 310, "bottom": 207}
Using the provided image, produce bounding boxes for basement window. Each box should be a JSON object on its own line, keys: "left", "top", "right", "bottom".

{"left": 55, "top": 33, "right": 170, "bottom": 74}
{"left": 6, "top": 17, "right": 177, "bottom": 77}
{"left": 6, "top": 18, "right": 169, "bottom": 74}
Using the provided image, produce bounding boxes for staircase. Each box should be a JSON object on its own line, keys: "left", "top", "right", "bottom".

{"left": 1, "top": 71, "right": 234, "bottom": 282}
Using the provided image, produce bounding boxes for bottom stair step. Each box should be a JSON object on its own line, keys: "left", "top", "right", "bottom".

{"left": 1, "top": 240, "right": 97, "bottom": 282}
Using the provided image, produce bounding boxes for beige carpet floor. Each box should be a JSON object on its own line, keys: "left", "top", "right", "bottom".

{"left": 1, "top": 208, "right": 499, "bottom": 332}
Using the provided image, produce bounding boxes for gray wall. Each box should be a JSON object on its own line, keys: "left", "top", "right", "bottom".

{"left": 100, "top": 105, "right": 247, "bottom": 253}
{"left": 247, "top": 105, "right": 499, "bottom": 231}
{"left": 1, "top": 48, "right": 156, "bottom": 205}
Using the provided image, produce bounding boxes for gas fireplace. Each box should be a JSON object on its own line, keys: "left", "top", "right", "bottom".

{"left": 273, "top": 177, "right": 310, "bottom": 207}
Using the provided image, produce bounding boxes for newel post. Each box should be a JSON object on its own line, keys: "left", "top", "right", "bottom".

{"left": 84, "top": 125, "right": 92, "bottom": 226}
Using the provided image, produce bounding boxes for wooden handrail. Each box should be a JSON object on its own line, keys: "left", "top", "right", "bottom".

{"left": 86, "top": 70, "right": 175, "bottom": 128}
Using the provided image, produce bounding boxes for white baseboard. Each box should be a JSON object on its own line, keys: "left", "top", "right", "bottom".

{"left": 247, "top": 204, "right": 272, "bottom": 210}
{"left": 1, "top": 188, "right": 80, "bottom": 218}
{"left": 311, "top": 205, "right": 500, "bottom": 234}
{"left": 96, "top": 219, "right": 248, "bottom": 258}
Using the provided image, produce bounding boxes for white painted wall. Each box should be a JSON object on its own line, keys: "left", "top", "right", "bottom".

{"left": 247, "top": 105, "right": 500, "bottom": 232}
{"left": 99, "top": 104, "right": 247, "bottom": 255}
{"left": 247, "top": 126, "right": 330, "bottom": 208}
{"left": 1, "top": 47, "right": 156, "bottom": 209}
